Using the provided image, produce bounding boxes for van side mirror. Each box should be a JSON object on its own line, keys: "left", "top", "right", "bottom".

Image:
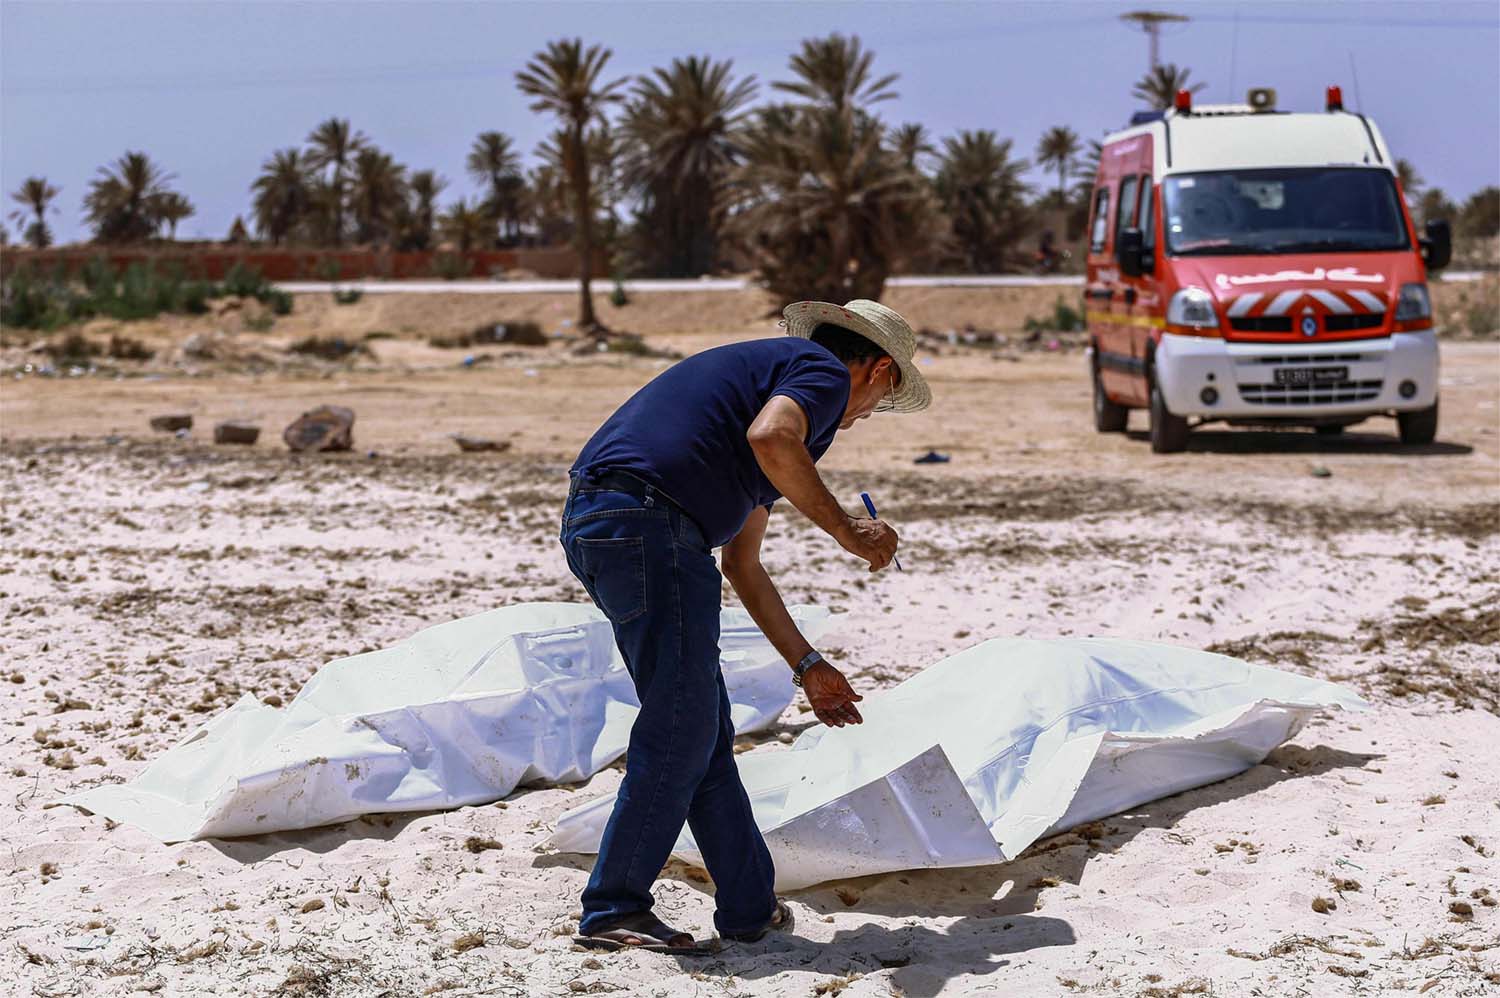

{"left": 1116, "top": 227, "right": 1145, "bottom": 278}
{"left": 1421, "top": 218, "right": 1452, "bottom": 271}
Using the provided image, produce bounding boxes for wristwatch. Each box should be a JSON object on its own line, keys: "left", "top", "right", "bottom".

{"left": 791, "top": 650, "right": 825, "bottom": 687}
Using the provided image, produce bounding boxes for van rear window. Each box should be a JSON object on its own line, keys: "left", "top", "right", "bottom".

{"left": 1162, "top": 167, "right": 1409, "bottom": 256}
{"left": 1089, "top": 188, "right": 1111, "bottom": 251}
{"left": 1116, "top": 176, "right": 1139, "bottom": 245}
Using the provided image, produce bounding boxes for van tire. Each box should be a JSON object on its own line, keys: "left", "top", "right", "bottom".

{"left": 1093, "top": 359, "right": 1129, "bottom": 433}
{"left": 1397, "top": 399, "right": 1438, "bottom": 446}
{"left": 1149, "top": 380, "right": 1189, "bottom": 453}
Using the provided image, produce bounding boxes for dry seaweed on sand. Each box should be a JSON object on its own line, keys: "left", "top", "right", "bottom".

{"left": 1337, "top": 655, "right": 1500, "bottom": 716}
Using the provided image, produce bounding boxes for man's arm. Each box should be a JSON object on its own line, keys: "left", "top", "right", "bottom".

{"left": 723, "top": 506, "right": 863, "bottom": 727}
{"left": 747, "top": 396, "right": 896, "bottom": 572}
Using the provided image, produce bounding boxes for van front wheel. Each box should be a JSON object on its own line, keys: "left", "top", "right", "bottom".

{"left": 1397, "top": 399, "right": 1438, "bottom": 446}
{"left": 1149, "top": 380, "right": 1190, "bottom": 453}
{"left": 1093, "top": 360, "right": 1129, "bottom": 433}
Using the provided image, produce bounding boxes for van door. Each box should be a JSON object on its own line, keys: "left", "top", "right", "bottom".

{"left": 1128, "top": 173, "right": 1162, "bottom": 397}
{"left": 1087, "top": 184, "right": 1134, "bottom": 400}
{"left": 1110, "top": 174, "right": 1143, "bottom": 402}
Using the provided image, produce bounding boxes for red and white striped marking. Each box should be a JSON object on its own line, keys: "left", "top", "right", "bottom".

{"left": 1229, "top": 288, "right": 1387, "bottom": 317}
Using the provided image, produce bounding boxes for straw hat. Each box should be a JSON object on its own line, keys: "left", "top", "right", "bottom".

{"left": 782, "top": 299, "right": 932, "bottom": 413}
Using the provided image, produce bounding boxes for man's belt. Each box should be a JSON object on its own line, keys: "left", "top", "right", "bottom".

{"left": 576, "top": 469, "right": 685, "bottom": 515}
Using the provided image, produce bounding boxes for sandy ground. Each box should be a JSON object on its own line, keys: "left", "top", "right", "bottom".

{"left": 1, "top": 298, "right": 1498, "bottom": 996}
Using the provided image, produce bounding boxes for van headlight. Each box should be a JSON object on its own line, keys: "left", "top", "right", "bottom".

{"left": 1166, "top": 287, "right": 1220, "bottom": 334}
{"left": 1393, "top": 283, "right": 1431, "bottom": 324}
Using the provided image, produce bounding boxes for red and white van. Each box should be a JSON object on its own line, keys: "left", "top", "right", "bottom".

{"left": 1085, "top": 86, "right": 1451, "bottom": 452}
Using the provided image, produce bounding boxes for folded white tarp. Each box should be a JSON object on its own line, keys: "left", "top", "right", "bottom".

{"left": 546, "top": 638, "right": 1368, "bottom": 890}
{"left": 60, "top": 603, "right": 831, "bottom": 841}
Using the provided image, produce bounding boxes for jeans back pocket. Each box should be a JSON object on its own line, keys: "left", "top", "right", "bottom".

{"left": 572, "top": 536, "right": 648, "bottom": 625}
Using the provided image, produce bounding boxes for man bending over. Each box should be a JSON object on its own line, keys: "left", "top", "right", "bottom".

{"left": 560, "top": 299, "right": 932, "bottom": 950}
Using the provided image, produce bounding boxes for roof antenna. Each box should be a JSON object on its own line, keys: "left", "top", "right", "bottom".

{"left": 1227, "top": 9, "right": 1239, "bottom": 102}
{"left": 1347, "top": 50, "right": 1364, "bottom": 110}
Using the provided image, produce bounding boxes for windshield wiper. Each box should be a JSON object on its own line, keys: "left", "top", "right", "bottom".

{"left": 1173, "top": 242, "right": 1276, "bottom": 256}
{"left": 1270, "top": 238, "right": 1398, "bottom": 253}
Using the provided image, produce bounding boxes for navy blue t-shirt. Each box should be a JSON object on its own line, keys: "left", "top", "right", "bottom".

{"left": 572, "top": 337, "right": 851, "bottom": 547}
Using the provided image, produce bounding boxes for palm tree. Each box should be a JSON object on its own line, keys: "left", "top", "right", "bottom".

{"left": 405, "top": 170, "right": 446, "bottom": 251}
{"left": 524, "top": 164, "right": 572, "bottom": 245}
{"left": 1460, "top": 186, "right": 1499, "bottom": 239}
{"left": 723, "top": 37, "right": 936, "bottom": 303}
{"left": 439, "top": 197, "right": 489, "bottom": 252}
{"left": 1416, "top": 188, "right": 1457, "bottom": 227}
{"left": 8, "top": 176, "right": 59, "bottom": 249}
{"left": 1067, "top": 139, "right": 1105, "bottom": 240}
{"left": 1035, "top": 126, "right": 1080, "bottom": 207}
{"left": 251, "top": 148, "right": 312, "bottom": 245}
{"left": 153, "top": 192, "right": 195, "bottom": 240}
{"left": 348, "top": 147, "right": 407, "bottom": 246}
{"left": 773, "top": 33, "right": 897, "bottom": 115}
{"left": 516, "top": 38, "right": 628, "bottom": 332}
{"left": 890, "top": 123, "right": 935, "bottom": 172}
{"left": 726, "top": 104, "right": 939, "bottom": 304}
{"left": 466, "top": 132, "right": 521, "bottom": 246}
{"left": 620, "top": 55, "right": 757, "bottom": 277}
{"left": 84, "top": 151, "right": 177, "bottom": 243}
{"left": 935, "top": 131, "right": 1031, "bottom": 272}
{"left": 1132, "top": 63, "right": 1206, "bottom": 110}
{"left": 1395, "top": 158, "right": 1424, "bottom": 205}
{"left": 305, "top": 117, "right": 367, "bottom": 246}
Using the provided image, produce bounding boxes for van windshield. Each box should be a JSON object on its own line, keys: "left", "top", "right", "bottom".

{"left": 1163, "top": 167, "right": 1410, "bottom": 256}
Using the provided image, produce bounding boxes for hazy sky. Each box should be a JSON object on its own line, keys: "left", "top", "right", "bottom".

{"left": 3, "top": 0, "right": 1497, "bottom": 244}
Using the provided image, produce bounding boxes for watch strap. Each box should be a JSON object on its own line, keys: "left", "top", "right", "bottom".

{"left": 792, "top": 650, "right": 824, "bottom": 687}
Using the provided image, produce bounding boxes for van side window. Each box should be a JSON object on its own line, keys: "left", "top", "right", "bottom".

{"left": 1138, "top": 175, "right": 1156, "bottom": 257}
{"left": 1116, "top": 176, "right": 1139, "bottom": 245}
{"left": 1089, "top": 188, "right": 1111, "bottom": 252}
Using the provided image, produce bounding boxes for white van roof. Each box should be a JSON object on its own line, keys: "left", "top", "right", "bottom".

{"left": 1104, "top": 110, "right": 1395, "bottom": 177}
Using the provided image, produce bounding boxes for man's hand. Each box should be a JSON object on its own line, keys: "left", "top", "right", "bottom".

{"left": 802, "top": 661, "right": 864, "bottom": 727}
{"left": 838, "top": 516, "right": 898, "bottom": 573}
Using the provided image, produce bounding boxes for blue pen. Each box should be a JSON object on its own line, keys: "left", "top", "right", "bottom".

{"left": 859, "top": 492, "right": 903, "bottom": 571}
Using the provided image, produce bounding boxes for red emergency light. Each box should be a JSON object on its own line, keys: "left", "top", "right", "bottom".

{"left": 1326, "top": 85, "right": 1344, "bottom": 111}
{"left": 1174, "top": 89, "right": 1192, "bottom": 113}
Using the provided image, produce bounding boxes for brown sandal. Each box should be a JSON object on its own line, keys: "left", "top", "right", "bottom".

{"left": 720, "top": 898, "right": 794, "bottom": 943}
{"left": 575, "top": 911, "right": 704, "bottom": 954}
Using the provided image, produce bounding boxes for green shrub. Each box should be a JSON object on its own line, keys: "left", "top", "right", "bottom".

{"left": 610, "top": 279, "right": 629, "bottom": 307}
{"left": 288, "top": 335, "right": 366, "bottom": 360}
{"left": 1052, "top": 296, "right": 1082, "bottom": 332}
{"left": 431, "top": 252, "right": 473, "bottom": 281}
{"left": 313, "top": 257, "right": 342, "bottom": 281}
{"left": 107, "top": 334, "right": 153, "bottom": 360}
{"left": 261, "top": 289, "right": 294, "bottom": 315}
{"left": 333, "top": 288, "right": 363, "bottom": 306}
{"left": 427, "top": 320, "right": 546, "bottom": 349}
{"left": 605, "top": 335, "right": 651, "bottom": 356}
{"left": 1, "top": 256, "right": 287, "bottom": 331}
{"left": 1, "top": 265, "right": 66, "bottom": 330}
{"left": 175, "top": 280, "right": 212, "bottom": 315}
{"left": 222, "top": 260, "right": 268, "bottom": 298}
{"left": 1467, "top": 302, "right": 1498, "bottom": 336}
{"left": 44, "top": 332, "right": 102, "bottom": 363}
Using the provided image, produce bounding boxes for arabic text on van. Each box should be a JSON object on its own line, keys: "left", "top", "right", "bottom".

{"left": 1215, "top": 268, "right": 1385, "bottom": 290}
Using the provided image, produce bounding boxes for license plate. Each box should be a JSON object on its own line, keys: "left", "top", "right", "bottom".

{"left": 1273, "top": 366, "right": 1348, "bottom": 387}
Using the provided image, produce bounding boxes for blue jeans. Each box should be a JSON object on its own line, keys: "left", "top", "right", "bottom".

{"left": 560, "top": 474, "right": 777, "bottom": 936}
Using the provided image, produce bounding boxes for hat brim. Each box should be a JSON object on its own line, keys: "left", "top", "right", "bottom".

{"left": 782, "top": 301, "right": 931, "bottom": 413}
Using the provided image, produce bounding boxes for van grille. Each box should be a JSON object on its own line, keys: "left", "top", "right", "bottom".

{"left": 1324, "top": 313, "right": 1384, "bottom": 332}
{"left": 1239, "top": 353, "right": 1368, "bottom": 365}
{"left": 1230, "top": 316, "right": 1292, "bottom": 332}
{"left": 1238, "top": 379, "right": 1383, "bottom": 405}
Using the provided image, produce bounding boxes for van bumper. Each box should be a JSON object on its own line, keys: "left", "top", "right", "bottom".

{"left": 1155, "top": 331, "right": 1439, "bottom": 420}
